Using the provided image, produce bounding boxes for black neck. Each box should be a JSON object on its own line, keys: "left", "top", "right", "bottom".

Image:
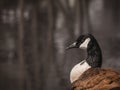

{"left": 86, "top": 43, "right": 102, "bottom": 68}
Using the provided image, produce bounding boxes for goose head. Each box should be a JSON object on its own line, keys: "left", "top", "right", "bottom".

{"left": 67, "top": 34, "right": 102, "bottom": 83}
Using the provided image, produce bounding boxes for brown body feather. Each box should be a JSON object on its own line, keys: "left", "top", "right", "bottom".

{"left": 72, "top": 68, "right": 120, "bottom": 90}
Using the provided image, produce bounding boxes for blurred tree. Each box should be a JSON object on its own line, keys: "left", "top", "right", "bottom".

{"left": 82, "top": 0, "right": 92, "bottom": 34}
{"left": 42, "top": 0, "right": 54, "bottom": 89}
{"left": 74, "top": 0, "right": 84, "bottom": 36}
{"left": 17, "top": 0, "right": 25, "bottom": 90}
{"left": 31, "top": 2, "right": 40, "bottom": 90}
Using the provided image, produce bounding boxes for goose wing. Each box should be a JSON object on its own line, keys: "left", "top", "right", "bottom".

{"left": 72, "top": 68, "right": 120, "bottom": 90}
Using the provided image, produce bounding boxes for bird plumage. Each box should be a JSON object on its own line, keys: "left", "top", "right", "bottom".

{"left": 72, "top": 68, "right": 120, "bottom": 90}
{"left": 67, "top": 34, "right": 120, "bottom": 90}
{"left": 70, "top": 60, "right": 91, "bottom": 83}
{"left": 86, "top": 34, "right": 102, "bottom": 68}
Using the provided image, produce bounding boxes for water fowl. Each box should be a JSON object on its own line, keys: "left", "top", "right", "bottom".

{"left": 67, "top": 34, "right": 120, "bottom": 90}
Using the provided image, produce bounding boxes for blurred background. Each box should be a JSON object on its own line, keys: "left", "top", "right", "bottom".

{"left": 0, "top": 0, "right": 120, "bottom": 90}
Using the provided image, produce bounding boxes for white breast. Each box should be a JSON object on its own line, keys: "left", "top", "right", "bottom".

{"left": 70, "top": 60, "right": 91, "bottom": 83}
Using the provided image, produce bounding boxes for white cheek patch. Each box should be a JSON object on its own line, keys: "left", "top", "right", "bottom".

{"left": 80, "top": 38, "right": 90, "bottom": 49}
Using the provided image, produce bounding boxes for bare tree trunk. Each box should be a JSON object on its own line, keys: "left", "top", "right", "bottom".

{"left": 17, "top": 0, "right": 25, "bottom": 90}
{"left": 82, "top": 0, "right": 92, "bottom": 34}
{"left": 75, "top": 0, "right": 84, "bottom": 36}
{"left": 31, "top": 4, "right": 40, "bottom": 90}
{"left": 40, "top": 0, "right": 54, "bottom": 89}
{"left": 46, "top": 0, "right": 54, "bottom": 73}
{"left": 26, "top": 73, "right": 31, "bottom": 90}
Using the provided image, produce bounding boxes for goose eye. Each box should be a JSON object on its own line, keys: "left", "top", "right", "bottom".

{"left": 81, "top": 39, "right": 85, "bottom": 43}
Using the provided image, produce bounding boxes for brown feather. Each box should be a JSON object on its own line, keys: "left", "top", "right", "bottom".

{"left": 72, "top": 68, "right": 120, "bottom": 90}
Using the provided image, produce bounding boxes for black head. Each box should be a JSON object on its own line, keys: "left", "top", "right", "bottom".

{"left": 67, "top": 34, "right": 102, "bottom": 68}
{"left": 66, "top": 35, "right": 85, "bottom": 49}
{"left": 67, "top": 34, "right": 97, "bottom": 50}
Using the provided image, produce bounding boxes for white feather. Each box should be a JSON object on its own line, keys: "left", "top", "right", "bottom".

{"left": 70, "top": 60, "right": 91, "bottom": 83}
{"left": 80, "top": 38, "right": 90, "bottom": 49}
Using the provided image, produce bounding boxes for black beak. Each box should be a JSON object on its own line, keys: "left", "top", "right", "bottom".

{"left": 66, "top": 42, "right": 77, "bottom": 50}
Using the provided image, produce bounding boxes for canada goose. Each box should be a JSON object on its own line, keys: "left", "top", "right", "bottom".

{"left": 67, "top": 34, "right": 120, "bottom": 90}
